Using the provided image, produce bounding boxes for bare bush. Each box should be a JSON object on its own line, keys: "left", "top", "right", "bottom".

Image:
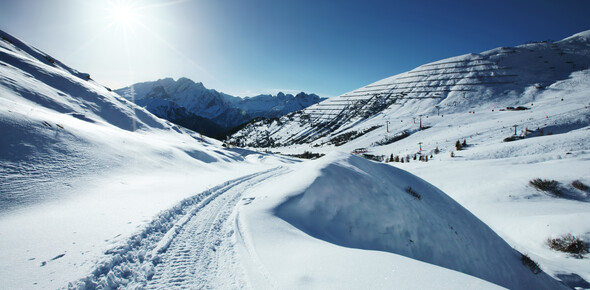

{"left": 529, "top": 178, "right": 561, "bottom": 196}
{"left": 547, "top": 234, "right": 588, "bottom": 258}
{"left": 521, "top": 254, "right": 542, "bottom": 274}
{"left": 572, "top": 180, "right": 589, "bottom": 191}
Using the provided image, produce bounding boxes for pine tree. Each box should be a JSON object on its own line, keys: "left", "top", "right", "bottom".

{"left": 462, "top": 139, "right": 467, "bottom": 147}
{"left": 455, "top": 140, "right": 462, "bottom": 151}
{"left": 450, "top": 151, "right": 455, "bottom": 158}
{"left": 434, "top": 146, "right": 440, "bottom": 154}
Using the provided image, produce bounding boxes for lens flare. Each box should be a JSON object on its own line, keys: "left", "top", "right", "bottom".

{"left": 108, "top": 0, "right": 139, "bottom": 29}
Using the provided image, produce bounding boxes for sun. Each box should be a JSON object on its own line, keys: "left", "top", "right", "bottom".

{"left": 108, "top": 1, "right": 139, "bottom": 29}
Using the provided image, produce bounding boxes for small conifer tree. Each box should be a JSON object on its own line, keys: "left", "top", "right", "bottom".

{"left": 450, "top": 151, "right": 455, "bottom": 158}
{"left": 462, "top": 139, "right": 467, "bottom": 147}
{"left": 455, "top": 140, "right": 462, "bottom": 151}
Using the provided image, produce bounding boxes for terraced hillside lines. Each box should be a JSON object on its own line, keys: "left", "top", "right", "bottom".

{"left": 305, "top": 58, "right": 515, "bottom": 126}
{"left": 228, "top": 33, "right": 590, "bottom": 148}
{"left": 72, "top": 167, "right": 289, "bottom": 289}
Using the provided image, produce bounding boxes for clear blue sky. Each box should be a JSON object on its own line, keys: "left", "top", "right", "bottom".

{"left": 1, "top": 0, "right": 589, "bottom": 97}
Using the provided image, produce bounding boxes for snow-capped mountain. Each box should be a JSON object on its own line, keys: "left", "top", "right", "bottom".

{"left": 226, "top": 30, "right": 590, "bottom": 288}
{"left": 229, "top": 30, "right": 590, "bottom": 147}
{"left": 116, "top": 78, "right": 324, "bottom": 136}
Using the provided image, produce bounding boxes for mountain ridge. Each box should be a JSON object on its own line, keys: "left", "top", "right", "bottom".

{"left": 228, "top": 30, "right": 590, "bottom": 148}
{"left": 116, "top": 78, "right": 325, "bottom": 137}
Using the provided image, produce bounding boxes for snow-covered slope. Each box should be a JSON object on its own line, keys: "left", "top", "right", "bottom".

{"left": 0, "top": 29, "right": 286, "bottom": 288}
{"left": 227, "top": 30, "right": 590, "bottom": 288}
{"left": 0, "top": 29, "right": 247, "bottom": 213}
{"left": 2, "top": 27, "right": 587, "bottom": 290}
{"left": 116, "top": 78, "right": 324, "bottom": 133}
{"left": 239, "top": 153, "right": 567, "bottom": 289}
{"left": 229, "top": 30, "right": 590, "bottom": 147}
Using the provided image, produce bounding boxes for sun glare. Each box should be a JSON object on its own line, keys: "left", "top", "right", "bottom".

{"left": 108, "top": 1, "right": 139, "bottom": 29}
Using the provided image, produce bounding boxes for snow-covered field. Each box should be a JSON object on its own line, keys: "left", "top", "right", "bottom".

{"left": 2, "top": 28, "right": 589, "bottom": 289}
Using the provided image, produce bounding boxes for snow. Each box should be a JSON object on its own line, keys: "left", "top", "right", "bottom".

{"left": 227, "top": 30, "right": 590, "bottom": 288}
{"left": 0, "top": 29, "right": 290, "bottom": 288}
{"left": 2, "top": 27, "right": 589, "bottom": 289}
{"left": 269, "top": 153, "right": 564, "bottom": 289}
{"left": 115, "top": 78, "right": 323, "bottom": 130}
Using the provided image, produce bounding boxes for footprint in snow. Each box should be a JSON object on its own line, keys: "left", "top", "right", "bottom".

{"left": 242, "top": 197, "right": 255, "bottom": 205}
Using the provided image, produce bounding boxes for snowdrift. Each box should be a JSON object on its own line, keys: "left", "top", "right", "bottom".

{"left": 275, "top": 153, "right": 567, "bottom": 289}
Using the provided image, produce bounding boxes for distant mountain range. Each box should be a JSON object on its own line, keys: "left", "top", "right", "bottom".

{"left": 115, "top": 78, "right": 324, "bottom": 137}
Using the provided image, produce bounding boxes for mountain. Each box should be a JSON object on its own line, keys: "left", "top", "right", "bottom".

{"left": 115, "top": 78, "right": 324, "bottom": 137}
{"left": 226, "top": 30, "right": 590, "bottom": 288}
{"left": 0, "top": 29, "right": 256, "bottom": 212}
{"left": 0, "top": 29, "right": 261, "bottom": 287}
{"left": 228, "top": 30, "right": 590, "bottom": 148}
{"left": 1, "top": 28, "right": 587, "bottom": 289}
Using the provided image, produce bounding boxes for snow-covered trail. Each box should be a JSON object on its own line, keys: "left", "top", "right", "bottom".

{"left": 72, "top": 166, "right": 289, "bottom": 289}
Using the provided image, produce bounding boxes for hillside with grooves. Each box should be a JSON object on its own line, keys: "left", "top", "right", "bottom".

{"left": 229, "top": 31, "right": 590, "bottom": 148}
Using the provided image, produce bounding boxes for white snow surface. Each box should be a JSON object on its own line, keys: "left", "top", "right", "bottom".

{"left": 2, "top": 28, "right": 588, "bottom": 290}
{"left": 227, "top": 30, "right": 590, "bottom": 289}
{"left": 0, "top": 30, "right": 292, "bottom": 288}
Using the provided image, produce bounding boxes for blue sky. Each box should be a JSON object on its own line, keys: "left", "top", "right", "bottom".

{"left": 1, "top": 0, "right": 589, "bottom": 97}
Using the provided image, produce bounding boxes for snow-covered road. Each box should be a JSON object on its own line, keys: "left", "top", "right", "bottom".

{"left": 73, "top": 166, "right": 289, "bottom": 289}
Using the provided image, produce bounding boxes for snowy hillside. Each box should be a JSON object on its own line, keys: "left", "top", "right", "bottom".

{"left": 116, "top": 78, "right": 324, "bottom": 135}
{"left": 229, "top": 30, "right": 590, "bottom": 288}
{"left": 254, "top": 154, "right": 565, "bottom": 289}
{"left": 229, "top": 30, "right": 590, "bottom": 147}
{"left": 0, "top": 29, "right": 287, "bottom": 288}
{"left": 2, "top": 28, "right": 587, "bottom": 290}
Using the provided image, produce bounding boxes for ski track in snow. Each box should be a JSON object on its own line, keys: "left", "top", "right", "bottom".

{"left": 72, "top": 166, "right": 288, "bottom": 289}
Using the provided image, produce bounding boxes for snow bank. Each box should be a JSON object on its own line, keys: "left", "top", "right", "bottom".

{"left": 275, "top": 153, "right": 567, "bottom": 289}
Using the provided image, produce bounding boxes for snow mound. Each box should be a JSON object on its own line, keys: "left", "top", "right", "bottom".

{"left": 276, "top": 153, "right": 567, "bottom": 290}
